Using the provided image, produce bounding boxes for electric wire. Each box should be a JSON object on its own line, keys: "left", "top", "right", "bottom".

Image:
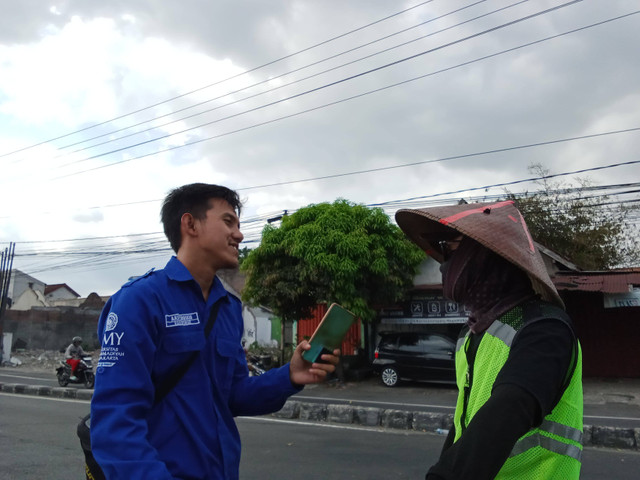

{"left": 52, "top": 0, "right": 502, "bottom": 163}
{"left": 2, "top": 149, "right": 637, "bottom": 220}
{"left": 55, "top": 5, "right": 640, "bottom": 181}
{"left": 0, "top": 0, "right": 436, "bottom": 159}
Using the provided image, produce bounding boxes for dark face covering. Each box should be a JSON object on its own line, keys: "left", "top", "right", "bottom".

{"left": 440, "top": 236, "right": 536, "bottom": 333}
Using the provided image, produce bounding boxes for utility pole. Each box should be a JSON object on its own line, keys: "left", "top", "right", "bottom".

{"left": 0, "top": 243, "right": 16, "bottom": 363}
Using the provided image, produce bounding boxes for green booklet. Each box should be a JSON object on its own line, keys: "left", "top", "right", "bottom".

{"left": 302, "top": 303, "right": 356, "bottom": 363}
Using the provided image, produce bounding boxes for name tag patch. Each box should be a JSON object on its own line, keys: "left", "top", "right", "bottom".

{"left": 165, "top": 312, "right": 200, "bottom": 328}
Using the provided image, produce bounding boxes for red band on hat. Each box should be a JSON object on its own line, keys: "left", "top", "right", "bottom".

{"left": 438, "top": 200, "right": 515, "bottom": 225}
{"left": 516, "top": 209, "right": 536, "bottom": 253}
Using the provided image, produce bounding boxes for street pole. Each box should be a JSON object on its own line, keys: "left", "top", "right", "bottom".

{"left": 0, "top": 243, "right": 16, "bottom": 363}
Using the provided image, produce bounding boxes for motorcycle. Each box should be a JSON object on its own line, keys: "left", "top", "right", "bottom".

{"left": 56, "top": 355, "right": 95, "bottom": 389}
{"left": 247, "top": 354, "right": 267, "bottom": 376}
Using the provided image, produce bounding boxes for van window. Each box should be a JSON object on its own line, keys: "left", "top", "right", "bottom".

{"left": 378, "top": 335, "right": 398, "bottom": 350}
{"left": 418, "top": 334, "right": 453, "bottom": 352}
{"left": 398, "top": 334, "right": 421, "bottom": 353}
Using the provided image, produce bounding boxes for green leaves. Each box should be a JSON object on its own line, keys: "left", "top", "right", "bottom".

{"left": 241, "top": 199, "right": 425, "bottom": 322}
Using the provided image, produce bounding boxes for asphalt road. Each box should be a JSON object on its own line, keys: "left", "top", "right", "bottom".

{"left": 2, "top": 392, "right": 640, "bottom": 480}
{"left": 2, "top": 368, "right": 640, "bottom": 429}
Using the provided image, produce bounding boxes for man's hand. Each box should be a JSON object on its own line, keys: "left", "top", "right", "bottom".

{"left": 289, "top": 340, "right": 340, "bottom": 386}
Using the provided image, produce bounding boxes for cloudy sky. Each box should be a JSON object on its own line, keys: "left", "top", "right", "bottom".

{"left": 1, "top": 0, "right": 639, "bottom": 296}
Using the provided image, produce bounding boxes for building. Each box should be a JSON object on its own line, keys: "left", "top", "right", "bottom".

{"left": 375, "top": 249, "right": 640, "bottom": 379}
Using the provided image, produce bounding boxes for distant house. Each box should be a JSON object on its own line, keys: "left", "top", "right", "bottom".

{"left": 6, "top": 271, "right": 82, "bottom": 310}
{"left": 45, "top": 284, "right": 81, "bottom": 302}
{"left": 11, "top": 286, "right": 49, "bottom": 311}
{"left": 7, "top": 270, "right": 46, "bottom": 308}
{"left": 218, "top": 268, "right": 279, "bottom": 348}
{"left": 553, "top": 268, "right": 640, "bottom": 378}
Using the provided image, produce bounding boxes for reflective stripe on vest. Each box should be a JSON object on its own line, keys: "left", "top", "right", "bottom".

{"left": 485, "top": 320, "right": 516, "bottom": 347}
{"left": 510, "top": 432, "right": 583, "bottom": 462}
{"left": 540, "top": 419, "right": 583, "bottom": 444}
{"left": 456, "top": 320, "right": 516, "bottom": 353}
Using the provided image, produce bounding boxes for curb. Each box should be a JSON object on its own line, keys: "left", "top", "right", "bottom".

{"left": 3, "top": 382, "right": 638, "bottom": 451}
{"left": 273, "top": 400, "right": 640, "bottom": 451}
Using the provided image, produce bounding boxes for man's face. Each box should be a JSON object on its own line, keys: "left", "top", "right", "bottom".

{"left": 194, "top": 198, "right": 244, "bottom": 270}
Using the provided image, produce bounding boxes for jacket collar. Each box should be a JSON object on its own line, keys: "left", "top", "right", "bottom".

{"left": 164, "top": 256, "right": 228, "bottom": 304}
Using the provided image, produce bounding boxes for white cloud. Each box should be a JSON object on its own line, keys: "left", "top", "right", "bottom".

{"left": 1, "top": 0, "right": 638, "bottom": 295}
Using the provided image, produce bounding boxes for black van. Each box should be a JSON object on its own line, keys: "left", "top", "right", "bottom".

{"left": 372, "top": 332, "right": 456, "bottom": 387}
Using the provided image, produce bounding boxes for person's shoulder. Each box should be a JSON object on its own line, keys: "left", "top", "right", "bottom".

{"left": 121, "top": 268, "right": 158, "bottom": 289}
{"left": 226, "top": 289, "right": 241, "bottom": 305}
{"left": 107, "top": 269, "right": 167, "bottom": 308}
{"left": 517, "top": 300, "right": 576, "bottom": 342}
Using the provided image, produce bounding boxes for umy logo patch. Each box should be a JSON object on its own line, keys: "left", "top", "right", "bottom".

{"left": 98, "top": 312, "right": 125, "bottom": 370}
{"left": 165, "top": 312, "right": 200, "bottom": 328}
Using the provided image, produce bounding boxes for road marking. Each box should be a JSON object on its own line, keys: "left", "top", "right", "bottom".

{"left": 0, "top": 392, "right": 90, "bottom": 404}
{"left": 585, "top": 414, "right": 640, "bottom": 422}
{"left": 0, "top": 373, "right": 54, "bottom": 382}
{"left": 294, "top": 395, "right": 455, "bottom": 410}
{"left": 2, "top": 389, "right": 640, "bottom": 423}
{"left": 238, "top": 415, "right": 431, "bottom": 435}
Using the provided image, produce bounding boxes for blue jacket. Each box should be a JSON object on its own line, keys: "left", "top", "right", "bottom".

{"left": 90, "top": 257, "right": 300, "bottom": 479}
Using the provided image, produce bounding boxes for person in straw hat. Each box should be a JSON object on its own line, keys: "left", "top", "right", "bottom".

{"left": 395, "top": 200, "right": 583, "bottom": 480}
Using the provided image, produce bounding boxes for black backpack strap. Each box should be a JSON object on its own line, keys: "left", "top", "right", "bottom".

{"left": 154, "top": 297, "right": 225, "bottom": 405}
{"left": 520, "top": 300, "right": 579, "bottom": 404}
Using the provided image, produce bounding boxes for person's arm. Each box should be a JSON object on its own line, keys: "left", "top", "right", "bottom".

{"left": 426, "top": 319, "right": 574, "bottom": 480}
{"left": 426, "top": 383, "right": 538, "bottom": 479}
{"left": 64, "top": 344, "right": 73, "bottom": 359}
{"left": 90, "top": 290, "right": 174, "bottom": 480}
{"left": 226, "top": 342, "right": 339, "bottom": 417}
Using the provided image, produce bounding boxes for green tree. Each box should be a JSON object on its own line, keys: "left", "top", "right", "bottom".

{"left": 507, "top": 164, "right": 640, "bottom": 270}
{"left": 240, "top": 199, "right": 426, "bottom": 325}
{"left": 237, "top": 246, "right": 252, "bottom": 267}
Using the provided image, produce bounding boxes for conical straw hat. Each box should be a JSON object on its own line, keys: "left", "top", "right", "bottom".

{"left": 395, "top": 200, "right": 563, "bottom": 308}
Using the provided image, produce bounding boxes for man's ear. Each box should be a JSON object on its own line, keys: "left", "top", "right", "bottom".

{"left": 180, "top": 213, "right": 198, "bottom": 239}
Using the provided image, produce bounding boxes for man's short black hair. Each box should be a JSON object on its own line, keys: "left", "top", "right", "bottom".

{"left": 161, "top": 183, "right": 242, "bottom": 253}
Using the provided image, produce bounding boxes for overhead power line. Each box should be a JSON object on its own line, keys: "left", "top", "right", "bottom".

{"left": 7, "top": 173, "right": 638, "bottom": 249}
{"left": 57, "top": 4, "right": 640, "bottom": 181}
{"left": 12, "top": 185, "right": 638, "bottom": 277}
{"left": 0, "top": 0, "right": 436, "bottom": 159}
{"left": 370, "top": 158, "right": 640, "bottom": 207}
{"left": 1, "top": 127, "right": 636, "bottom": 220}
{"left": 53, "top": 0, "right": 497, "bottom": 162}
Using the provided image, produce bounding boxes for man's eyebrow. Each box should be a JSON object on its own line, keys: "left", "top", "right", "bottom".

{"left": 222, "top": 212, "right": 239, "bottom": 222}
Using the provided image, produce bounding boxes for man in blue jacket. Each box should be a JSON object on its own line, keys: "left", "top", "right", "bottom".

{"left": 90, "top": 183, "right": 339, "bottom": 479}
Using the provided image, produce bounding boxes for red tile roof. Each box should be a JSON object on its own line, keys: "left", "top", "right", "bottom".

{"left": 553, "top": 272, "right": 640, "bottom": 293}
{"left": 44, "top": 283, "right": 81, "bottom": 297}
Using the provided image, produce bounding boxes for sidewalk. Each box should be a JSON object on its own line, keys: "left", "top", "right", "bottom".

{"left": 583, "top": 377, "right": 640, "bottom": 407}
{"left": 1, "top": 375, "right": 639, "bottom": 451}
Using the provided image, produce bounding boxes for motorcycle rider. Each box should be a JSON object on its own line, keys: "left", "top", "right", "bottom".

{"left": 65, "top": 336, "right": 86, "bottom": 381}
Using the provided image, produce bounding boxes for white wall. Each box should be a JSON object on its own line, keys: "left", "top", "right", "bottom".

{"left": 242, "top": 306, "right": 276, "bottom": 347}
{"left": 412, "top": 257, "right": 443, "bottom": 285}
{"left": 45, "top": 287, "right": 78, "bottom": 301}
{"left": 9, "top": 270, "right": 45, "bottom": 300}
{"left": 11, "top": 288, "right": 48, "bottom": 311}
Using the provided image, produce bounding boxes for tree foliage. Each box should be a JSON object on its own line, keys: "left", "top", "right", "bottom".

{"left": 507, "top": 164, "right": 640, "bottom": 270}
{"left": 241, "top": 199, "right": 426, "bottom": 322}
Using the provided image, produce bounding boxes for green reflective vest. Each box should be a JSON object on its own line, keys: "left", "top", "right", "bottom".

{"left": 453, "top": 302, "right": 583, "bottom": 480}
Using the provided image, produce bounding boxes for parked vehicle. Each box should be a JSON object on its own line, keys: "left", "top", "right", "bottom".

{"left": 372, "top": 332, "right": 456, "bottom": 387}
{"left": 56, "top": 355, "right": 95, "bottom": 388}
